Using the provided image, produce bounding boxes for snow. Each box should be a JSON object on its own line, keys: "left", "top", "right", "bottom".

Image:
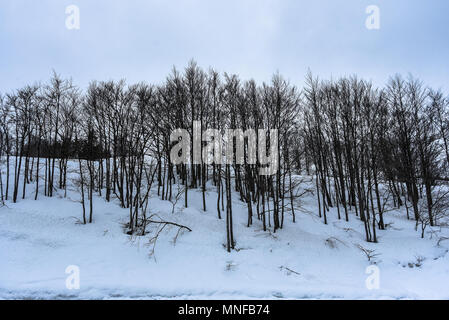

{"left": 1, "top": 161, "right": 449, "bottom": 299}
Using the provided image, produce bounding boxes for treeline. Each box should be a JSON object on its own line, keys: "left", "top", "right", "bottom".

{"left": 0, "top": 62, "right": 448, "bottom": 250}
{"left": 303, "top": 74, "right": 449, "bottom": 240}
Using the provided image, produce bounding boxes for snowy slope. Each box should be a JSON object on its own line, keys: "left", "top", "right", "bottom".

{"left": 1, "top": 163, "right": 449, "bottom": 299}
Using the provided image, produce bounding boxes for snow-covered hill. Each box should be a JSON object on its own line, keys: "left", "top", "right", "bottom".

{"left": 1, "top": 167, "right": 449, "bottom": 299}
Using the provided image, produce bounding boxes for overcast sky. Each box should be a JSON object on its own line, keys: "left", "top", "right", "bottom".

{"left": 1, "top": 0, "right": 448, "bottom": 92}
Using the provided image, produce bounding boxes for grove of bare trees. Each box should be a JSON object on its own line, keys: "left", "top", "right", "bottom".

{"left": 1, "top": 62, "right": 448, "bottom": 251}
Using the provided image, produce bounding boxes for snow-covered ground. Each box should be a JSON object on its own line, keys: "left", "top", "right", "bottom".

{"left": 1, "top": 162, "right": 449, "bottom": 299}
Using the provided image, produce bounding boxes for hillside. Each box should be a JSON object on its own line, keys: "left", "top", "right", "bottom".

{"left": 1, "top": 167, "right": 449, "bottom": 299}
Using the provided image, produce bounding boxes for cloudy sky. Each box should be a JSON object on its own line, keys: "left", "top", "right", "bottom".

{"left": 0, "top": 0, "right": 448, "bottom": 92}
